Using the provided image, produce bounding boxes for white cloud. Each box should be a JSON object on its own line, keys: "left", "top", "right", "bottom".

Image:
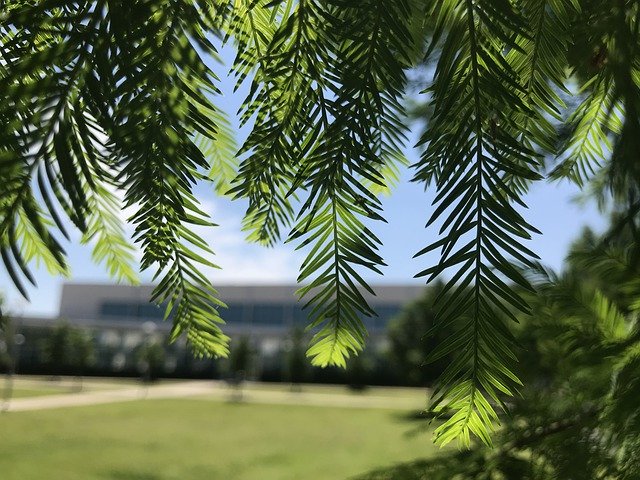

{"left": 191, "top": 199, "right": 302, "bottom": 283}
{"left": 124, "top": 194, "right": 303, "bottom": 284}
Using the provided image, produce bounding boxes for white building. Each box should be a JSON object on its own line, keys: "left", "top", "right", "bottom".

{"left": 15, "top": 283, "right": 426, "bottom": 378}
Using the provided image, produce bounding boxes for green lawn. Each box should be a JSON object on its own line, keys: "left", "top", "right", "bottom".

{"left": 0, "top": 399, "right": 437, "bottom": 480}
{"left": 8, "top": 387, "right": 68, "bottom": 398}
{"left": 3, "top": 377, "right": 140, "bottom": 399}
{"left": 1, "top": 379, "right": 74, "bottom": 398}
{"left": 241, "top": 382, "right": 430, "bottom": 398}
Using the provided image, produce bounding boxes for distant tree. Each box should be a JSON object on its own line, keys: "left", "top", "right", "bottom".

{"left": 42, "top": 323, "right": 74, "bottom": 379}
{"left": 0, "top": 301, "right": 18, "bottom": 409}
{"left": 135, "top": 341, "right": 165, "bottom": 384}
{"left": 226, "top": 336, "right": 253, "bottom": 401}
{"left": 0, "top": 297, "right": 10, "bottom": 372}
{"left": 285, "top": 328, "right": 308, "bottom": 391}
{"left": 68, "top": 329, "right": 95, "bottom": 391}
{"left": 386, "top": 283, "right": 463, "bottom": 387}
{"left": 42, "top": 322, "right": 95, "bottom": 387}
{"left": 345, "top": 350, "right": 374, "bottom": 391}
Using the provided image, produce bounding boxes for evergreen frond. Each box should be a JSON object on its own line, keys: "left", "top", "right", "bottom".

{"left": 196, "top": 107, "right": 238, "bottom": 197}
{"left": 0, "top": 0, "right": 232, "bottom": 356}
{"left": 551, "top": 74, "right": 620, "bottom": 186}
{"left": 110, "top": 0, "right": 231, "bottom": 356}
{"left": 505, "top": 0, "right": 574, "bottom": 192}
{"left": 4, "top": 0, "right": 640, "bottom": 451}
{"left": 81, "top": 181, "right": 138, "bottom": 285}
{"left": 287, "top": 0, "right": 414, "bottom": 366}
{"left": 228, "top": 0, "right": 319, "bottom": 246}
{"left": 413, "top": 0, "right": 539, "bottom": 447}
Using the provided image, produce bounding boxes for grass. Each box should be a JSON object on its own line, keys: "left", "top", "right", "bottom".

{"left": 0, "top": 398, "right": 438, "bottom": 480}
{"left": 3, "top": 376, "right": 140, "bottom": 398}
{"left": 1, "top": 378, "right": 74, "bottom": 398}
{"left": 8, "top": 387, "right": 68, "bottom": 398}
{"left": 241, "top": 382, "right": 430, "bottom": 398}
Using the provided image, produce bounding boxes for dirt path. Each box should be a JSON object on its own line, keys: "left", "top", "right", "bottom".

{"left": 3, "top": 379, "right": 428, "bottom": 412}
{"left": 198, "top": 386, "right": 427, "bottom": 410}
{"left": 4, "top": 381, "right": 214, "bottom": 412}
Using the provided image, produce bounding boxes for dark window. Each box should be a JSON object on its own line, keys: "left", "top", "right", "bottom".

{"left": 138, "top": 303, "right": 164, "bottom": 320}
{"left": 222, "top": 303, "right": 246, "bottom": 324}
{"left": 362, "top": 315, "right": 377, "bottom": 329}
{"left": 99, "top": 302, "right": 165, "bottom": 321}
{"left": 293, "top": 304, "right": 311, "bottom": 326}
{"left": 289, "top": 303, "right": 403, "bottom": 330}
{"left": 250, "top": 303, "right": 286, "bottom": 325}
{"left": 371, "top": 305, "right": 402, "bottom": 328}
{"left": 100, "top": 302, "right": 135, "bottom": 319}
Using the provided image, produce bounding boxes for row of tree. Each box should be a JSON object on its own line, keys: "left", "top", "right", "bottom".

{"left": 0, "top": 321, "right": 170, "bottom": 389}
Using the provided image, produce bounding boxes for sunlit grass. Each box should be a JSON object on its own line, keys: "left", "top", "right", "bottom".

{"left": 240, "top": 382, "right": 430, "bottom": 398}
{"left": 0, "top": 398, "right": 437, "bottom": 480}
{"left": 7, "top": 388, "right": 67, "bottom": 398}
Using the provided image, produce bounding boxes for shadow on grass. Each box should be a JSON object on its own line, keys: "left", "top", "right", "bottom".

{"left": 106, "top": 470, "right": 163, "bottom": 480}
{"left": 391, "top": 409, "right": 451, "bottom": 442}
{"left": 349, "top": 458, "right": 444, "bottom": 480}
{"left": 393, "top": 410, "right": 430, "bottom": 422}
{"left": 350, "top": 450, "right": 481, "bottom": 480}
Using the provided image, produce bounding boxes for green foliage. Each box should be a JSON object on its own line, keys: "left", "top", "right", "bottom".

{"left": 136, "top": 340, "right": 166, "bottom": 382}
{"left": 41, "top": 322, "right": 95, "bottom": 373}
{"left": 413, "top": 0, "right": 543, "bottom": 446}
{"left": 227, "top": 335, "right": 253, "bottom": 378}
{"left": 0, "top": 304, "right": 13, "bottom": 371}
{"left": 285, "top": 328, "right": 308, "bottom": 386}
{"left": 2, "top": 0, "right": 640, "bottom": 446}
{"left": 386, "top": 283, "right": 462, "bottom": 386}
{"left": 356, "top": 226, "right": 640, "bottom": 479}
{"left": 0, "top": 0, "right": 231, "bottom": 358}
{"left": 344, "top": 349, "right": 375, "bottom": 390}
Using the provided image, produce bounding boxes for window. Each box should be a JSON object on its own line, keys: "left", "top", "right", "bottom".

{"left": 371, "top": 305, "right": 402, "bottom": 328}
{"left": 138, "top": 303, "right": 164, "bottom": 320}
{"left": 99, "top": 302, "right": 165, "bottom": 321}
{"left": 223, "top": 303, "right": 246, "bottom": 324}
{"left": 362, "top": 315, "right": 378, "bottom": 329}
{"left": 293, "top": 304, "right": 309, "bottom": 327}
{"left": 279, "top": 303, "right": 402, "bottom": 330}
{"left": 250, "top": 303, "right": 286, "bottom": 325}
{"left": 100, "top": 302, "right": 135, "bottom": 319}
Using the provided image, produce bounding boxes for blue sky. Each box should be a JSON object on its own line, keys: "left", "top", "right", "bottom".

{"left": 0, "top": 166, "right": 606, "bottom": 317}
{"left": 0, "top": 45, "right": 608, "bottom": 317}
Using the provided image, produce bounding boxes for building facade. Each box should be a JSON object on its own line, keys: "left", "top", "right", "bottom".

{"left": 11, "top": 283, "right": 425, "bottom": 380}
